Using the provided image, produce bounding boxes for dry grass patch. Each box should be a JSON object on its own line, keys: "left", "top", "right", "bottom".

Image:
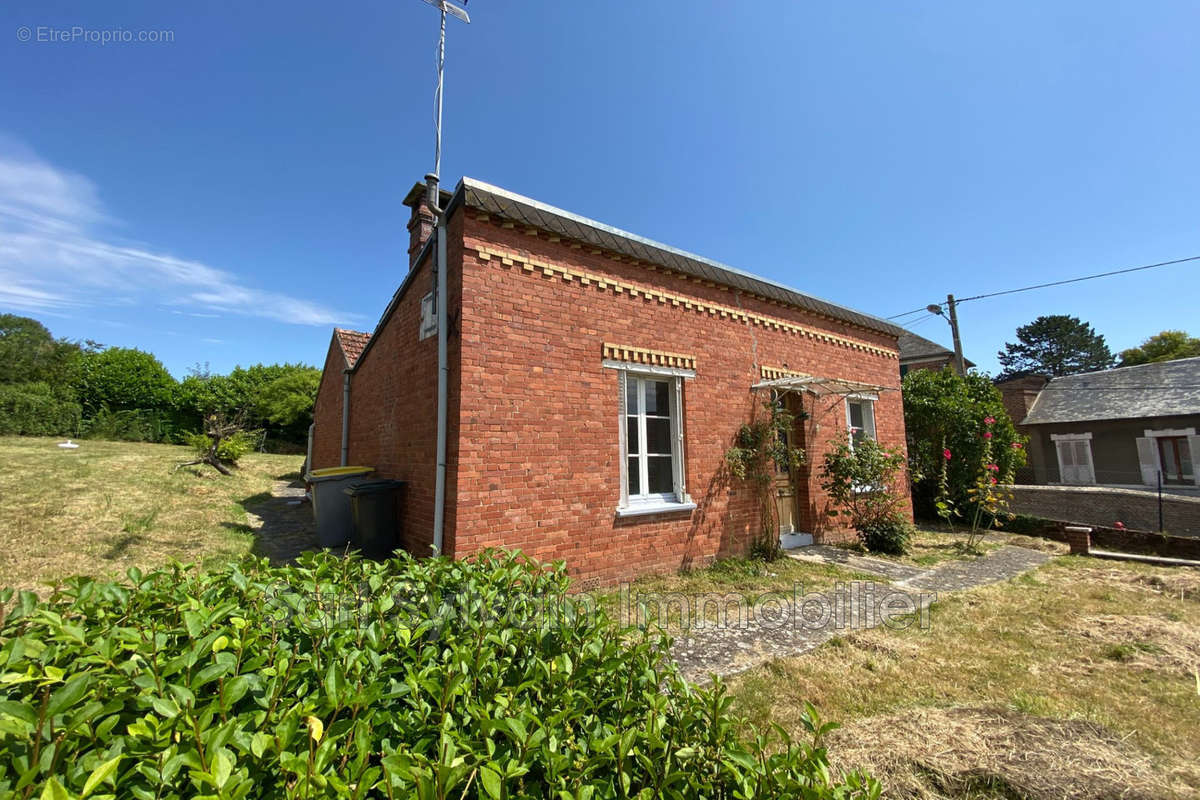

{"left": 827, "top": 706, "right": 1195, "bottom": 800}
{"left": 0, "top": 436, "right": 302, "bottom": 592}
{"left": 728, "top": 557, "right": 1200, "bottom": 799}
{"left": 592, "top": 555, "right": 881, "bottom": 633}
{"left": 1071, "top": 614, "right": 1200, "bottom": 674}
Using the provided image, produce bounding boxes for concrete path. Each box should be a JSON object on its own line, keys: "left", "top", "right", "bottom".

{"left": 669, "top": 545, "right": 1052, "bottom": 683}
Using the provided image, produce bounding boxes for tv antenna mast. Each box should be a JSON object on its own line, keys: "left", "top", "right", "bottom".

{"left": 417, "top": 0, "right": 470, "bottom": 183}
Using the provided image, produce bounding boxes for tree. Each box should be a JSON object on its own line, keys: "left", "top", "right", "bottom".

{"left": 996, "top": 315, "right": 1114, "bottom": 379}
{"left": 74, "top": 347, "right": 178, "bottom": 416}
{"left": 1118, "top": 330, "right": 1200, "bottom": 367}
{"left": 902, "top": 367, "right": 1026, "bottom": 519}
{"left": 0, "top": 314, "right": 85, "bottom": 391}
{"left": 256, "top": 368, "right": 321, "bottom": 428}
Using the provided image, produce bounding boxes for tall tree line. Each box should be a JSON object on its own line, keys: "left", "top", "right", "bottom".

{"left": 0, "top": 314, "right": 319, "bottom": 451}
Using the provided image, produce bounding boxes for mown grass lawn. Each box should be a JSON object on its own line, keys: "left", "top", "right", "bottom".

{"left": 0, "top": 436, "right": 302, "bottom": 592}
{"left": 728, "top": 556, "right": 1200, "bottom": 799}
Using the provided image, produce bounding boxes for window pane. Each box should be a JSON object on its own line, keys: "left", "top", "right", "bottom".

{"left": 628, "top": 457, "right": 641, "bottom": 496}
{"left": 644, "top": 380, "right": 670, "bottom": 416}
{"left": 646, "top": 417, "right": 672, "bottom": 455}
{"left": 647, "top": 455, "right": 674, "bottom": 494}
{"left": 848, "top": 401, "right": 864, "bottom": 430}
{"left": 626, "top": 417, "right": 640, "bottom": 455}
{"left": 1060, "top": 443, "right": 1075, "bottom": 467}
{"left": 625, "top": 377, "right": 638, "bottom": 414}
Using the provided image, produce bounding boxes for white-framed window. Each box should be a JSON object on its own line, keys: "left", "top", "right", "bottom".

{"left": 1051, "top": 432, "right": 1095, "bottom": 485}
{"left": 606, "top": 363, "right": 695, "bottom": 517}
{"left": 845, "top": 395, "right": 876, "bottom": 449}
{"left": 419, "top": 292, "right": 436, "bottom": 340}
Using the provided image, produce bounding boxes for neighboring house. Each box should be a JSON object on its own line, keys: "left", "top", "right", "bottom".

{"left": 898, "top": 331, "right": 974, "bottom": 376}
{"left": 311, "top": 177, "right": 910, "bottom": 586}
{"left": 997, "top": 357, "right": 1200, "bottom": 489}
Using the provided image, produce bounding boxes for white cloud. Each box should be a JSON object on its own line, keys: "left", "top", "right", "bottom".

{"left": 0, "top": 139, "right": 361, "bottom": 326}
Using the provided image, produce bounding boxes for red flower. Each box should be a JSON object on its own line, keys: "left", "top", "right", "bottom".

{"left": 990, "top": 476, "right": 998, "bottom": 484}
{"left": 986, "top": 463, "right": 999, "bottom": 472}
{"left": 943, "top": 448, "right": 952, "bottom": 460}
{"left": 983, "top": 432, "right": 993, "bottom": 439}
{"left": 984, "top": 416, "right": 996, "bottom": 425}
{"left": 1011, "top": 442, "right": 1023, "bottom": 450}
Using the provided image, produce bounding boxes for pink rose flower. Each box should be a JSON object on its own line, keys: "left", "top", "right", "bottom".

{"left": 990, "top": 476, "right": 997, "bottom": 485}
{"left": 984, "top": 416, "right": 995, "bottom": 425}
{"left": 987, "top": 463, "right": 999, "bottom": 472}
{"left": 1011, "top": 442, "right": 1023, "bottom": 450}
{"left": 943, "top": 449, "right": 952, "bottom": 460}
{"left": 983, "top": 432, "right": 993, "bottom": 439}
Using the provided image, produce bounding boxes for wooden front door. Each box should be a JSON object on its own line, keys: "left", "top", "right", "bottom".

{"left": 771, "top": 392, "right": 803, "bottom": 539}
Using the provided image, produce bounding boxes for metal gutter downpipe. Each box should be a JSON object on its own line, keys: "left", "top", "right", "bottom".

{"left": 340, "top": 371, "right": 351, "bottom": 466}
{"left": 429, "top": 174, "right": 449, "bottom": 556}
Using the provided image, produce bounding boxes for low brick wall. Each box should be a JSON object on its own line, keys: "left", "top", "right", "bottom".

{"left": 1009, "top": 485, "right": 1200, "bottom": 538}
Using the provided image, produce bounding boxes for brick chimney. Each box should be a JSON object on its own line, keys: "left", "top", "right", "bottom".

{"left": 994, "top": 374, "right": 1049, "bottom": 428}
{"left": 403, "top": 181, "right": 438, "bottom": 269}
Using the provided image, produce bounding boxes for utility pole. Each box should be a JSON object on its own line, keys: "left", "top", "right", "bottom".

{"left": 946, "top": 294, "right": 966, "bottom": 376}
{"left": 926, "top": 295, "right": 968, "bottom": 376}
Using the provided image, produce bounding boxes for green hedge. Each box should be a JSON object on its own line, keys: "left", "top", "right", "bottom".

{"left": 0, "top": 382, "right": 81, "bottom": 436}
{"left": 0, "top": 552, "right": 878, "bottom": 799}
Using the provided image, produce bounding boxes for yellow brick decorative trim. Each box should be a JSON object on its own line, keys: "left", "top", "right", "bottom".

{"left": 471, "top": 244, "right": 899, "bottom": 360}
{"left": 760, "top": 365, "right": 808, "bottom": 381}
{"left": 604, "top": 343, "right": 696, "bottom": 370}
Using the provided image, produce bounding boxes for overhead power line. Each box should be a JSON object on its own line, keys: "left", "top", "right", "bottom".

{"left": 888, "top": 254, "right": 1200, "bottom": 319}
{"left": 954, "top": 255, "right": 1200, "bottom": 305}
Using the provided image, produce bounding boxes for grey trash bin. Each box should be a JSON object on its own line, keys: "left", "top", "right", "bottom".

{"left": 343, "top": 480, "right": 406, "bottom": 560}
{"left": 306, "top": 466, "right": 374, "bottom": 548}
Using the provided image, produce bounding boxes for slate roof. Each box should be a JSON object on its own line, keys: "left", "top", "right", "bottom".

{"left": 452, "top": 178, "right": 905, "bottom": 339}
{"left": 334, "top": 329, "right": 371, "bottom": 368}
{"left": 1022, "top": 356, "right": 1200, "bottom": 425}
{"left": 898, "top": 331, "right": 975, "bottom": 367}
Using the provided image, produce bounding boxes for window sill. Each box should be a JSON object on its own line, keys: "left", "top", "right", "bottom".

{"left": 616, "top": 500, "right": 697, "bottom": 518}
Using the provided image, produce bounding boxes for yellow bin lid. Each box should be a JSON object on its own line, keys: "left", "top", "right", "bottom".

{"left": 308, "top": 465, "right": 374, "bottom": 479}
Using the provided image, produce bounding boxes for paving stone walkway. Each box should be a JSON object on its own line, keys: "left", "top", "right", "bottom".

{"left": 669, "top": 545, "right": 1052, "bottom": 683}
{"left": 242, "top": 479, "right": 320, "bottom": 564}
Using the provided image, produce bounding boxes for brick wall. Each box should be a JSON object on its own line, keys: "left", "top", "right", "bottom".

{"left": 449, "top": 213, "right": 909, "bottom": 587}
{"left": 310, "top": 336, "right": 347, "bottom": 471}
{"left": 334, "top": 228, "right": 461, "bottom": 556}
{"left": 1010, "top": 485, "right": 1200, "bottom": 537}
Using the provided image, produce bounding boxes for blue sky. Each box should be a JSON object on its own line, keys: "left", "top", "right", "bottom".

{"left": 2, "top": 1, "right": 1197, "bottom": 377}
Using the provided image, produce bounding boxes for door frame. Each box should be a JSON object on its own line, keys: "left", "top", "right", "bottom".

{"left": 771, "top": 391, "right": 812, "bottom": 548}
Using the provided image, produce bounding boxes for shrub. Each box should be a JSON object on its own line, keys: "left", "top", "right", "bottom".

{"left": 74, "top": 347, "right": 178, "bottom": 417}
{"left": 856, "top": 514, "right": 913, "bottom": 556}
{"left": 819, "top": 439, "right": 911, "bottom": 555}
{"left": 80, "top": 406, "right": 189, "bottom": 443}
{"left": 902, "top": 368, "right": 1026, "bottom": 520}
{"left": 183, "top": 429, "right": 258, "bottom": 464}
{"left": 0, "top": 382, "right": 81, "bottom": 436}
{"left": 0, "top": 552, "right": 879, "bottom": 799}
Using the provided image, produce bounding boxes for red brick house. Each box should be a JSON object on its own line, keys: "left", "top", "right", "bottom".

{"left": 311, "top": 177, "right": 911, "bottom": 586}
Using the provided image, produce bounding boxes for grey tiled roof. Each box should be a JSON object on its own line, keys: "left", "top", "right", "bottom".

{"left": 1022, "top": 357, "right": 1200, "bottom": 425}
{"left": 456, "top": 178, "right": 905, "bottom": 338}
{"left": 898, "top": 330, "right": 976, "bottom": 367}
